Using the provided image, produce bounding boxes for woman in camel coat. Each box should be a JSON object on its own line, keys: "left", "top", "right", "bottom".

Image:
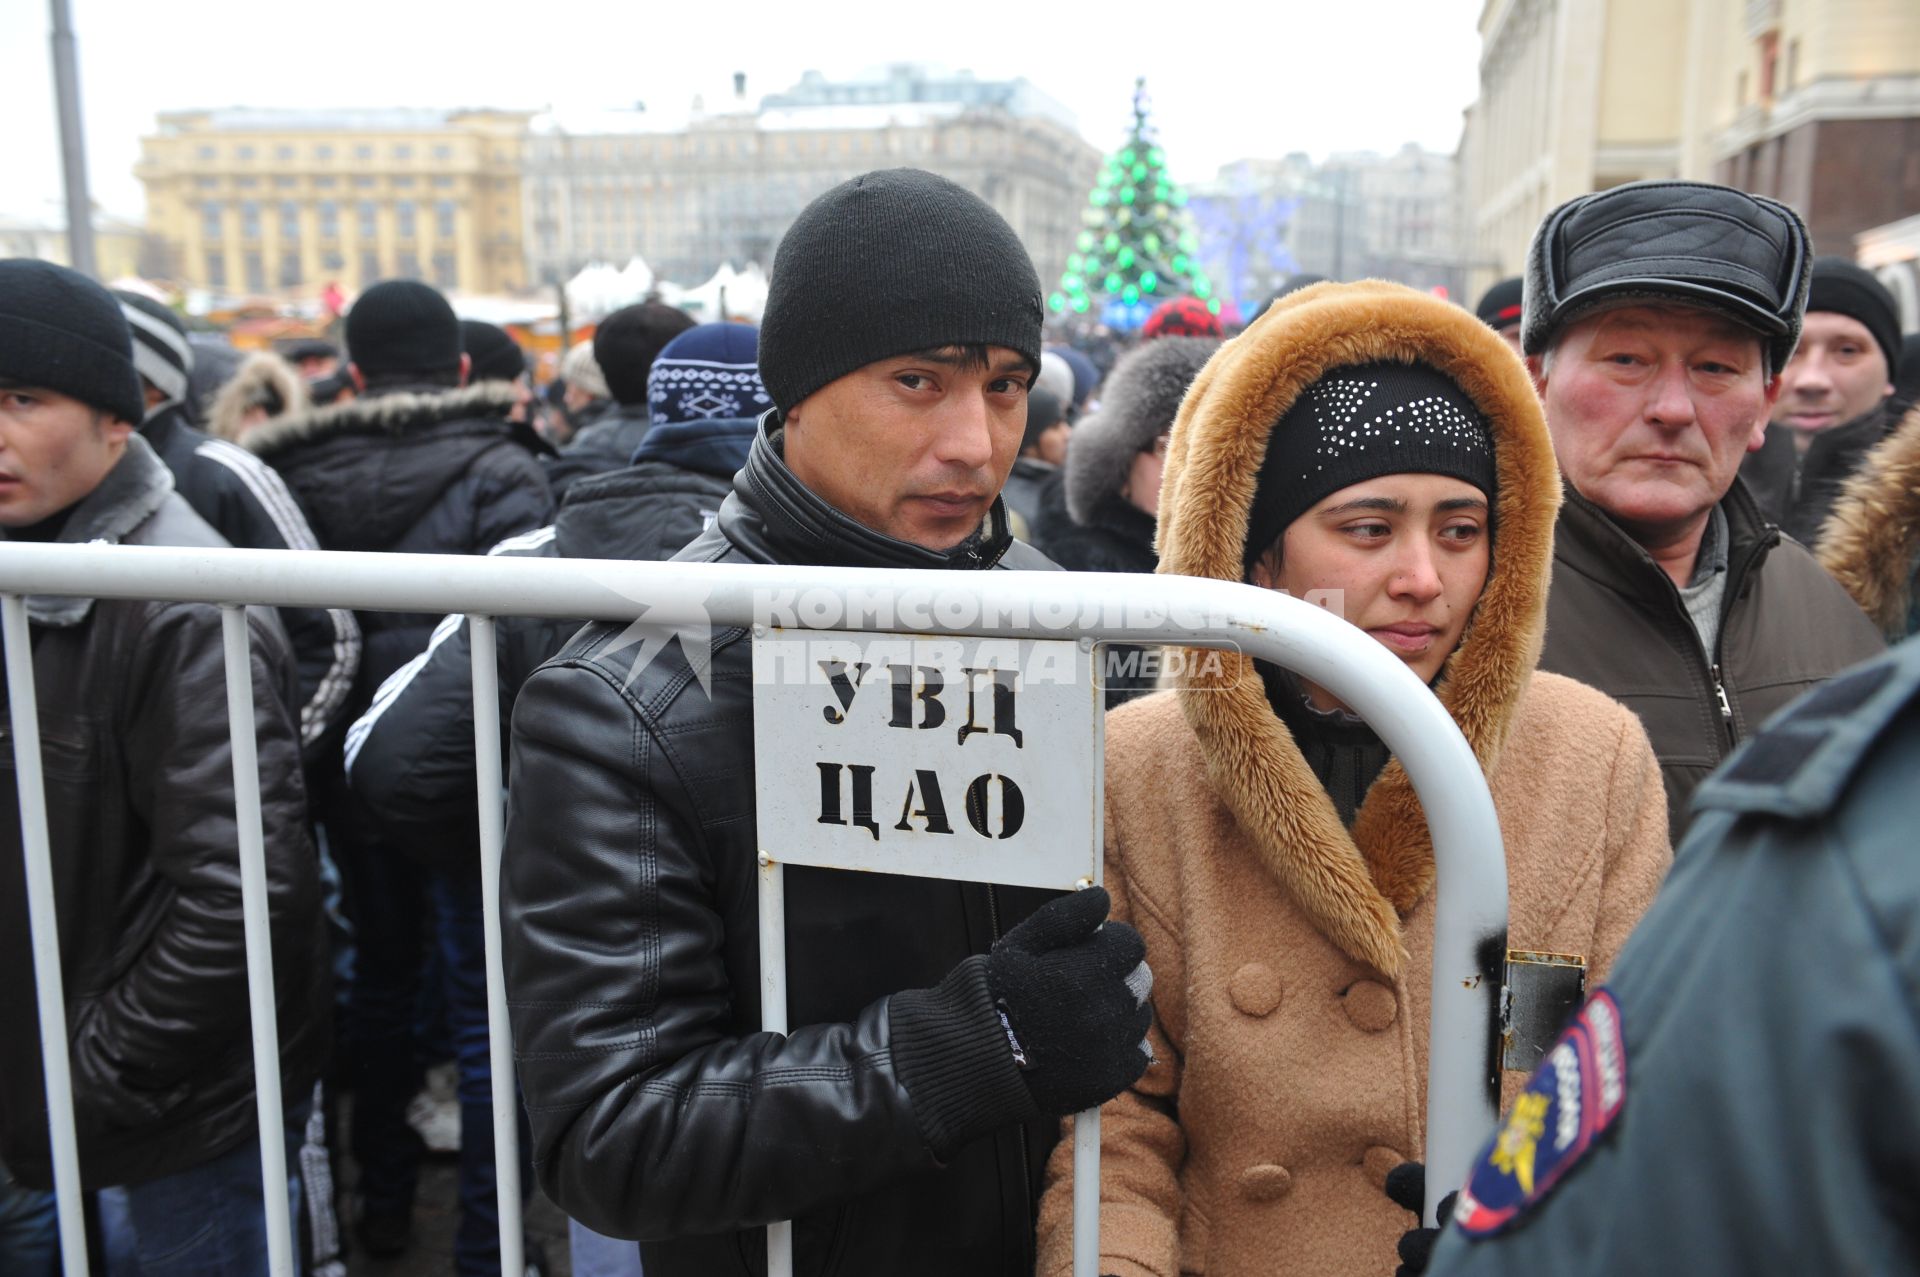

{"left": 1036, "top": 282, "right": 1673, "bottom": 1277}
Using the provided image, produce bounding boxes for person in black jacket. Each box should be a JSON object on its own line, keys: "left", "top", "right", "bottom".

{"left": 1034, "top": 335, "right": 1217, "bottom": 706}
{"left": 545, "top": 301, "right": 696, "bottom": 501}
{"left": 502, "top": 168, "right": 1153, "bottom": 1277}
{"left": 0, "top": 260, "right": 328, "bottom": 1276}
{"left": 1737, "top": 258, "right": 1902, "bottom": 543}
{"left": 115, "top": 290, "right": 361, "bottom": 757}
{"left": 246, "top": 279, "right": 553, "bottom": 1271}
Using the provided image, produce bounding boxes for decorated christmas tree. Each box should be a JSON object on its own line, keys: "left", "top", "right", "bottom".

{"left": 1051, "top": 78, "right": 1216, "bottom": 331}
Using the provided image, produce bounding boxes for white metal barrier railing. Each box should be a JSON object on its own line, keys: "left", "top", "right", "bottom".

{"left": 0, "top": 543, "right": 1509, "bottom": 1277}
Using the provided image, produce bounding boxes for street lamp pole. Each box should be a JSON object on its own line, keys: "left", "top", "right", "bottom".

{"left": 49, "top": 0, "right": 98, "bottom": 278}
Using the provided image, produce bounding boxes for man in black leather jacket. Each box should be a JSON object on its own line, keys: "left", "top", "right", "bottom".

{"left": 502, "top": 169, "right": 1154, "bottom": 1276}
{"left": 0, "top": 260, "right": 327, "bottom": 1274}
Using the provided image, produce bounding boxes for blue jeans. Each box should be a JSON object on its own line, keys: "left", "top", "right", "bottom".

{"left": 342, "top": 840, "right": 526, "bottom": 1276}
{"left": 0, "top": 1157, "right": 56, "bottom": 1275}
{"left": 569, "top": 1219, "right": 645, "bottom": 1277}
{"left": 110, "top": 1107, "right": 308, "bottom": 1277}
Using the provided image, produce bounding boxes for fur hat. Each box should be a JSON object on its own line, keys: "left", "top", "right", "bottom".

{"left": 560, "top": 340, "right": 609, "bottom": 401}
{"left": 1064, "top": 335, "right": 1217, "bottom": 524}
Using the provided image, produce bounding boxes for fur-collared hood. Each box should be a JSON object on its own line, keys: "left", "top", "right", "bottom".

{"left": 1065, "top": 336, "right": 1218, "bottom": 524}
{"left": 206, "top": 351, "right": 308, "bottom": 444}
{"left": 1157, "top": 280, "right": 1560, "bottom": 974}
{"left": 1818, "top": 401, "right": 1920, "bottom": 640}
{"left": 242, "top": 380, "right": 517, "bottom": 462}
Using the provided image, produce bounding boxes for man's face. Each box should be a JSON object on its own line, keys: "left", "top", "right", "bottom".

{"left": 784, "top": 346, "right": 1034, "bottom": 551}
{"left": 1035, "top": 420, "right": 1071, "bottom": 467}
{"left": 1771, "top": 312, "right": 1891, "bottom": 433}
{"left": 1534, "top": 304, "right": 1779, "bottom": 541}
{"left": 0, "top": 385, "right": 133, "bottom": 526}
{"left": 296, "top": 354, "right": 340, "bottom": 381}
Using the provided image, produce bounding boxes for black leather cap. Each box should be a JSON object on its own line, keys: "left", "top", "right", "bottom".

{"left": 1523, "top": 180, "right": 1812, "bottom": 373}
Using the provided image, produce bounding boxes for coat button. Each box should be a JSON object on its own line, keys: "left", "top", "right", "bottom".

{"left": 1343, "top": 980, "right": 1398, "bottom": 1032}
{"left": 1363, "top": 1146, "right": 1406, "bottom": 1191}
{"left": 1238, "top": 1163, "right": 1293, "bottom": 1202}
{"left": 1228, "top": 963, "right": 1283, "bottom": 1017}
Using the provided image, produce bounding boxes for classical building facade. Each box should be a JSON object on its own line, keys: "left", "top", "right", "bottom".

{"left": 1460, "top": 0, "right": 1920, "bottom": 300}
{"left": 520, "top": 66, "right": 1102, "bottom": 288}
{"left": 137, "top": 109, "right": 530, "bottom": 296}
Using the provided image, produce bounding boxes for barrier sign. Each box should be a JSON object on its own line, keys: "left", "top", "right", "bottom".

{"left": 752, "top": 632, "right": 1103, "bottom": 891}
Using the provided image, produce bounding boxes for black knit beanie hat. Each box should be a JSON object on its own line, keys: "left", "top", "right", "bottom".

{"left": 1806, "top": 257, "right": 1901, "bottom": 375}
{"left": 757, "top": 168, "right": 1043, "bottom": 413}
{"left": 0, "top": 259, "right": 145, "bottom": 424}
{"left": 115, "top": 289, "right": 195, "bottom": 408}
{"left": 1474, "top": 277, "right": 1525, "bottom": 331}
{"left": 1242, "top": 360, "right": 1498, "bottom": 579}
{"left": 346, "top": 280, "right": 461, "bottom": 381}
{"left": 595, "top": 302, "right": 697, "bottom": 406}
{"left": 460, "top": 319, "right": 527, "bottom": 384}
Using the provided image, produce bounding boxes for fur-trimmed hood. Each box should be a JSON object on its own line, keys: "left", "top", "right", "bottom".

{"left": 1065, "top": 335, "right": 1218, "bottom": 524}
{"left": 1818, "top": 401, "right": 1920, "bottom": 640}
{"left": 206, "top": 351, "right": 308, "bottom": 444}
{"left": 1157, "top": 280, "right": 1561, "bottom": 974}
{"left": 243, "top": 381, "right": 534, "bottom": 554}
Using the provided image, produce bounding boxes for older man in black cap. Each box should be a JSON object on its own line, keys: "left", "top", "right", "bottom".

{"left": 502, "top": 168, "right": 1153, "bottom": 1277}
{"left": 247, "top": 279, "right": 551, "bottom": 1271}
{"left": 1522, "top": 181, "right": 1884, "bottom": 839}
{"left": 1738, "top": 258, "right": 1905, "bottom": 542}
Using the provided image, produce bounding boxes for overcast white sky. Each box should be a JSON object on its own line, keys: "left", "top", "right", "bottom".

{"left": 4, "top": 0, "right": 1484, "bottom": 224}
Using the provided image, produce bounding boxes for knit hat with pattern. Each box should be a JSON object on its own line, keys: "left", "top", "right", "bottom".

{"left": 647, "top": 322, "right": 772, "bottom": 425}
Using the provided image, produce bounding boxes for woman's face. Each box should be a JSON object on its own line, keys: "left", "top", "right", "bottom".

{"left": 1124, "top": 432, "right": 1171, "bottom": 516}
{"left": 1252, "top": 473, "right": 1492, "bottom": 704}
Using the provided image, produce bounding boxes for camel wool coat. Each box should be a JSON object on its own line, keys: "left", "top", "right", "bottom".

{"left": 1036, "top": 283, "right": 1673, "bottom": 1277}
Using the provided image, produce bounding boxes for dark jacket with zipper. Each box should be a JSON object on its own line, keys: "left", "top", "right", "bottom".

{"left": 345, "top": 416, "right": 754, "bottom": 870}
{"left": 502, "top": 417, "right": 1062, "bottom": 1276}
{"left": 545, "top": 402, "right": 653, "bottom": 503}
{"left": 141, "top": 403, "right": 361, "bottom": 754}
{"left": 0, "top": 437, "right": 328, "bottom": 1191}
{"left": 1736, "top": 401, "right": 1897, "bottom": 545}
{"left": 1539, "top": 479, "right": 1883, "bottom": 843}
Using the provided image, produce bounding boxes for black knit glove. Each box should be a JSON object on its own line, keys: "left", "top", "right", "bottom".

{"left": 985, "top": 886, "right": 1153, "bottom": 1116}
{"left": 1385, "top": 1161, "right": 1457, "bottom": 1277}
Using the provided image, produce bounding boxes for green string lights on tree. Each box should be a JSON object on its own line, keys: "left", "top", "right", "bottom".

{"left": 1050, "top": 77, "right": 1215, "bottom": 329}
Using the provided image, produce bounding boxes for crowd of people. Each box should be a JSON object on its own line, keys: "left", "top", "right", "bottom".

{"left": 0, "top": 161, "right": 1914, "bottom": 1277}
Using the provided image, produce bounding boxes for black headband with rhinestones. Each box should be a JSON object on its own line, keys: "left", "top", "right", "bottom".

{"left": 1241, "top": 360, "right": 1498, "bottom": 578}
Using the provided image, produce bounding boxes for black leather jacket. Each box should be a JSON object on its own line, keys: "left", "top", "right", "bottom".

{"left": 503, "top": 419, "right": 1062, "bottom": 1275}
{"left": 0, "top": 439, "right": 327, "bottom": 1190}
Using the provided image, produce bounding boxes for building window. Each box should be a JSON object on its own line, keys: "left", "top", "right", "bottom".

{"left": 273, "top": 176, "right": 298, "bottom": 189}
{"left": 393, "top": 144, "right": 413, "bottom": 161}
{"left": 245, "top": 253, "right": 265, "bottom": 291}
{"left": 241, "top": 202, "right": 261, "bottom": 240}
{"left": 314, "top": 176, "right": 338, "bottom": 189}
{"left": 396, "top": 252, "right": 420, "bottom": 280}
{"left": 433, "top": 251, "right": 457, "bottom": 288}
{"left": 276, "top": 145, "right": 295, "bottom": 161}
{"left": 279, "top": 252, "right": 301, "bottom": 286}
{"left": 280, "top": 202, "right": 301, "bottom": 240}
{"left": 432, "top": 144, "right": 453, "bottom": 161}
{"left": 205, "top": 252, "right": 226, "bottom": 287}
{"left": 395, "top": 201, "right": 416, "bottom": 238}
{"left": 194, "top": 176, "right": 220, "bottom": 189}
{"left": 432, "top": 176, "right": 455, "bottom": 188}
{"left": 358, "top": 201, "right": 378, "bottom": 239}
{"left": 235, "top": 176, "right": 260, "bottom": 189}
{"left": 319, "top": 201, "right": 339, "bottom": 238}
{"left": 392, "top": 176, "right": 417, "bottom": 189}
{"left": 435, "top": 200, "right": 457, "bottom": 238}
{"left": 352, "top": 175, "right": 377, "bottom": 188}
{"left": 197, "top": 145, "right": 216, "bottom": 160}
{"left": 237, "top": 145, "right": 256, "bottom": 162}
{"left": 201, "top": 203, "right": 223, "bottom": 241}
{"left": 315, "top": 144, "right": 334, "bottom": 161}
{"left": 321, "top": 250, "right": 345, "bottom": 273}
{"left": 360, "top": 250, "right": 382, "bottom": 284}
{"left": 355, "top": 144, "right": 374, "bottom": 160}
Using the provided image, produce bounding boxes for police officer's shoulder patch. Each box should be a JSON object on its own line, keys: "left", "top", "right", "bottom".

{"left": 1453, "top": 989, "right": 1627, "bottom": 1239}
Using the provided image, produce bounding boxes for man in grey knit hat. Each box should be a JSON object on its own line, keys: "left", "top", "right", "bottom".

{"left": 502, "top": 169, "right": 1153, "bottom": 1277}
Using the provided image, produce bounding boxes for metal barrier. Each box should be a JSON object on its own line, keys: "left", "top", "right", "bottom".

{"left": 0, "top": 542, "right": 1509, "bottom": 1277}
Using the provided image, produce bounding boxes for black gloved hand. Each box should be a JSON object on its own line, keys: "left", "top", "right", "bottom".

{"left": 1385, "top": 1161, "right": 1457, "bottom": 1277}
{"left": 985, "top": 885, "right": 1154, "bottom": 1117}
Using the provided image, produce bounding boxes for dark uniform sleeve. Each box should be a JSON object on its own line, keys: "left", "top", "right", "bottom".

{"left": 1429, "top": 651, "right": 1920, "bottom": 1276}
{"left": 502, "top": 651, "right": 970, "bottom": 1240}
